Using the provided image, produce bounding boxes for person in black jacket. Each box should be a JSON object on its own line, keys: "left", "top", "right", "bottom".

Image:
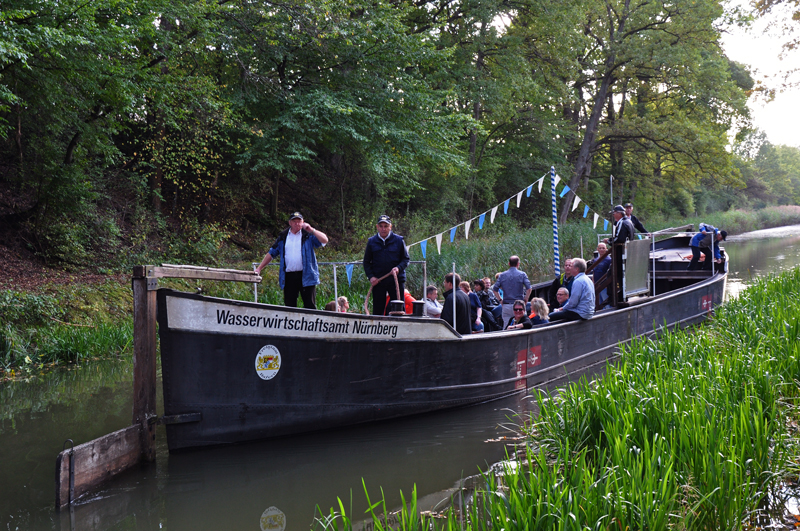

{"left": 363, "top": 215, "right": 411, "bottom": 315}
{"left": 624, "top": 203, "right": 648, "bottom": 234}
{"left": 440, "top": 273, "right": 472, "bottom": 335}
{"left": 604, "top": 205, "right": 635, "bottom": 303}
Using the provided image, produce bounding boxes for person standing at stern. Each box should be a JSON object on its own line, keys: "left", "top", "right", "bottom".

{"left": 255, "top": 212, "right": 329, "bottom": 309}
{"left": 363, "top": 215, "right": 410, "bottom": 316}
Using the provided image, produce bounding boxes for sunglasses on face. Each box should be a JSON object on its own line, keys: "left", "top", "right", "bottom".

{"left": 513, "top": 308, "right": 524, "bottom": 312}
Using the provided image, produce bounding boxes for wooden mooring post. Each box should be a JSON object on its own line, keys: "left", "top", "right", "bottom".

{"left": 55, "top": 265, "right": 261, "bottom": 509}
{"left": 55, "top": 266, "right": 157, "bottom": 509}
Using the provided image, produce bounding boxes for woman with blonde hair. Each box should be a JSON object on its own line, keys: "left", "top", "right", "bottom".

{"left": 529, "top": 297, "right": 549, "bottom": 325}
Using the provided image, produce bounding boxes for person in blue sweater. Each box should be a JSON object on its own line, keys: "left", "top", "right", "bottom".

{"left": 363, "top": 215, "right": 410, "bottom": 315}
{"left": 256, "top": 212, "right": 329, "bottom": 308}
{"left": 688, "top": 223, "right": 727, "bottom": 271}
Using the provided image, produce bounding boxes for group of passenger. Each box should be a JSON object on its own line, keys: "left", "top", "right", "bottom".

{"left": 255, "top": 205, "right": 726, "bottom": 332}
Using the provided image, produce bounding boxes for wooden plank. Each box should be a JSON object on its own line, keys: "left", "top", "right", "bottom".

{"left": 55, "top": 425, "right": 142, "bottom": 508}
{"left": 150, "top": 266, "right": 261, "bottom": 283}
{"left": 132, "top": 270, "right": 157, "bottom": 461}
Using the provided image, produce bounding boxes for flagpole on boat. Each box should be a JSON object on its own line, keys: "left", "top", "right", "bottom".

{"left": 551, "top": 166, "right": 560, "bottom": 276}
{"left": 452, "top": 262, "right": 457, "bottom": 332}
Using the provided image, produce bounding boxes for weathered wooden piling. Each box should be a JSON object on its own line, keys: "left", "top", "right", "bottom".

{"left": 55, "top": 265, "right": 260, "bottom": 509}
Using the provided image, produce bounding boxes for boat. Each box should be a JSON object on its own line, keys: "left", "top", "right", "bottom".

{"left": 155, "top": 229, "right": 727, "bottom": 451}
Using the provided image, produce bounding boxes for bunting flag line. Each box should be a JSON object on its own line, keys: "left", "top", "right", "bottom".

{"left": 400, "top": 171, "right": 619, "bottom": 255}
{"left": 346, "top": 264, "right": 353, "bottom": 286}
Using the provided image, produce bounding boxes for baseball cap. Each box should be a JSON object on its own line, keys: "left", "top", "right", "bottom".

{"left": 623, "top": 202, "right": 632, "bottom": 208}
{"left": 612, "top": 205, "right": 625, "bottom": 213}
{"left": 289, "top": 212, "right": 303, "bottom": 220}
{"left": 377, "top": 214, "right": 392, "bottom": 224}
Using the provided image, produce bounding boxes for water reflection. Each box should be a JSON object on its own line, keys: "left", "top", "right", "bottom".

{"left": 4, "top": 225, "right": 800, "bottom": 530}
{"left": 724, "top": 228, "right": 800, "bottom": 299}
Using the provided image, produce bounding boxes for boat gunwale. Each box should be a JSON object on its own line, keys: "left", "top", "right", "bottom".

{"left": 158, "top": 267, "right": 726, "bottom": 343}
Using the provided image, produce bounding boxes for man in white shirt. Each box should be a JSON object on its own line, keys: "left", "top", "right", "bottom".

{"left": 423, "top": 285, "right": 443, "bottom": 317}
{"left": 256, "top": 212, "right": 329, "bottom": 308}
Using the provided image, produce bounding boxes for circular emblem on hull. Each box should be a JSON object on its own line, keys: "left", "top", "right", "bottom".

{"left": 260, "top": 506, "right": 286, "bottom": 531}
{"left": 255, "top": 345, "right": 281, "bottom": 380}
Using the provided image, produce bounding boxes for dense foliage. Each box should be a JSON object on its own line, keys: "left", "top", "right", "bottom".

{"left": 0, "top": 0, "right": 798, "bottom": 268}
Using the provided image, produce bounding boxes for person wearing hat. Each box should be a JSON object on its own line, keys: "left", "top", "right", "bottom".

{"left": 624, "top": 203, "right": 648, "bottom": 234}
{"left": 688, "top": 223, "right": 727, "bottom": 271}
{"left": 255, "top": 212, "right": 329, "bottom": 308}
{"left": 603, "top": 205, "right": 635, "bottom": 303}
{"left": 363, "top": 214, "right": 410, "bottom": 315}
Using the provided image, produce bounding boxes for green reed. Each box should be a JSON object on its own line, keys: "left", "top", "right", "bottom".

{"left": 316, "top": 267, "right": 800, "bottom": 530}
{"left": 1, "top": 319, "right": 133, "bottom": 374}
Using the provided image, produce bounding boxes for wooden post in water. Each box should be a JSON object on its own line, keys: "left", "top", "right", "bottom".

{"left": 132, "top": 265, "right": 157, "bottom": 461}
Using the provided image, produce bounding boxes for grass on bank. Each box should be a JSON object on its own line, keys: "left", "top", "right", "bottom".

{"left": 0, "top": 282, "right": 133, "bottom": 378}
{"left": 315, "top": 267, "right": 800, "bottom": 530}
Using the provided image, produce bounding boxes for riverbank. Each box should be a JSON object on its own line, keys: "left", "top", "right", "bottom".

{"left": 320, "top": 266, "right": 800, "bottom": 530}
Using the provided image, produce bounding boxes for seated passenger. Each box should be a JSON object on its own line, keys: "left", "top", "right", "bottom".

{"left": 337, "top": 296, "right": 350, "bottom": 313}
{"left": 474, "top": 279, "right": 500, "bottom": 332}
{"left": 553, "top": 287, "right": 569, "bottom": 311}
{"left": 505, "top": 300, "right": 533, "bottom": 330}
{"left": 423, "top": 285, "right": 442, "bottom": 317}
{"left": 550, "top": 258, "right": 595, "bottom": 322}
{"left": 480, "top": 276, "right": 503, "bottom": 326}
{"left": 460, "top": 281, "right": 484, "bottom": 333}
{"left": 529, "top": 297, "right": 550, "bottom": 325}
{"left": 548, "top": 259, "right": 574, "bottom": 309}
{"left": 324, "top": 300, "right": 338, "bottom": 312}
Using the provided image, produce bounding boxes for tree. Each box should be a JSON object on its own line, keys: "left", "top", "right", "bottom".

{"left": 552, "top": 0, "right": 751, "bottom": 223}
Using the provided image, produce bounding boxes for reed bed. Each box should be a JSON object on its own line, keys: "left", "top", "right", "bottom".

{"left": 316, "top": 267, "right": 800, "bottom": 530}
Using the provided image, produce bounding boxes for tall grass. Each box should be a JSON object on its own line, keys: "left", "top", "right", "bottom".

{"left": 0, "top": 320, "right": 133, "bottom": 375}
{"left": 315, "top": 267, "right": 800, "bottom": 530}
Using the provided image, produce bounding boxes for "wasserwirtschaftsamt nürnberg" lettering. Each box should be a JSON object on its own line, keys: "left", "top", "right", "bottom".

{"left": 215, "top": 310, "right": 398, "bottom": 338}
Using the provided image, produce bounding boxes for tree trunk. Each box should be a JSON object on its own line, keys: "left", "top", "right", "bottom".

{"left": 559, "top": 69, "right": 614, "bottom": 224}
{"left": 270, "top": 174, "right": 279, "bottom": 219}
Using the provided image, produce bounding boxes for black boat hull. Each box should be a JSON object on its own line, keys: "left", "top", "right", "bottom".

{"left": 156, "top": 268, "right": 726, "bottom": 451}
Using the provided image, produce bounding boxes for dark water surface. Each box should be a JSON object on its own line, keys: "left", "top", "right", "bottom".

{"left": 4, "top": 225, "right": 800, "bottom": 531}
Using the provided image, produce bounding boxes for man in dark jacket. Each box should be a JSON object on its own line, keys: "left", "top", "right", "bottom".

{"left": 363, "top": 215, "right": 411, "bottom": 315}
{"left": 604, "top": 205, "right": 635, "bottom": 303}
{"left": 440, "top": 273, "right": 472, "bottom": 335}
{"left": 624, "top": 203, "right": 648, "bottom": 234}
{"left": 255, "top": 212, "right": 329, "bottom": 308}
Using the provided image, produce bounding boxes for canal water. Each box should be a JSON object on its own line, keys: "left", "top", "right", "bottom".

{"left": 4, "top": 225, "right": 800, "bottom": 531}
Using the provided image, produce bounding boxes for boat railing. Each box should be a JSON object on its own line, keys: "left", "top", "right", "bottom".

{"left": 252, "top": 260, "right": 429, "bottom": 304}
